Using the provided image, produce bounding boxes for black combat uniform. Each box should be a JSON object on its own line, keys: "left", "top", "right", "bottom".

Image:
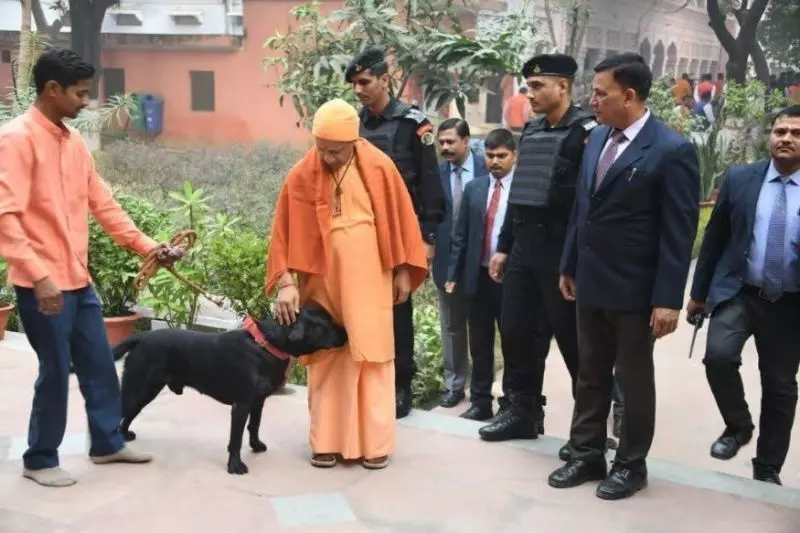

{"left": 478, "top": 54, "right": 598, "bottom": 442}
{"left": 345, "top": 47, "right": 446, "bottom": 419}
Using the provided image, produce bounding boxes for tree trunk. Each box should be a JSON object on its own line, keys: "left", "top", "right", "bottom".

{"left": 30, "top": 0, "right": 64, "bottom": 41}
{"left": 543, "top": 0, "right": 559, "bottom": 50}
{"left": 16, "top": 0, "right": 32, "bottom": 90}
{"left": 707, "top": 0, "right": 770, "bottom": 84}
{"left": 733, "top": 10, "right": 770, "bottom": 85}
{"left": 69, "top": 0, "right": 107, "bottom": 97}
{"left": 749, "top": 41, "right": 770, "bottom": 85}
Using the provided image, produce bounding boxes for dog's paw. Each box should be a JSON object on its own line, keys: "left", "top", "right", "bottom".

{"left": 227, "top": 457, "right": 249, "bottom": 475}
{"left": 250, "top": 439, "right": 268, "bottom": 453}
{"left": 123, "top": 429, "right": 137, "bottom": 442}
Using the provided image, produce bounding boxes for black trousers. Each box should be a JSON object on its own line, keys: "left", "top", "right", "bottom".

{"left": 467, "top": 267, "right": 503, "bottom": 407}
{"left": 569, "top": 308, "right": 655, "bottom": 473}
{"left": 499, "top": 221, "right": 579, "bottom": 412}
{"left": 394, "top": 295, "right": 415, "bottom": 391}
{"left": 704, "top": 286, "right": 800, "bottom": 472}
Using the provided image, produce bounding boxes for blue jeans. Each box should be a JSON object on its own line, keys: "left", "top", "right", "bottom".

{"left": 15, "top": 285, "right": 125, "bottom": 470}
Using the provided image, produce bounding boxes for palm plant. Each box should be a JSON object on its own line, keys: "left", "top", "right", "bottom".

{"left": 1, "top": 32, "right": 139, "bottom": 133}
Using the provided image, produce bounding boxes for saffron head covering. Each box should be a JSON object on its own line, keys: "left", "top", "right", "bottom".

{"left": 312, "top": 98, "right": 360, "bottom": 142}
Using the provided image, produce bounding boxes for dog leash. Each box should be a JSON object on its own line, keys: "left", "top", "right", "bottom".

{"left": 132, "top": 230, "right": 225, "bottom": 308}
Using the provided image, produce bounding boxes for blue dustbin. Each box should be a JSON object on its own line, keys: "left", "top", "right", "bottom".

{"left": 141, "top": 93, "right": 164, "bottom": 135}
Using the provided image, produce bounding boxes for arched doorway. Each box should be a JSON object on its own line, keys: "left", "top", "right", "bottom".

{"left": 639, "top": 38, "right": 652, "bottom": 68}
{"left": 665, "top": 43, "right": 678, "bottom": 76}
{"left": 652, "top": 41, "right": 665, "bottom": 79}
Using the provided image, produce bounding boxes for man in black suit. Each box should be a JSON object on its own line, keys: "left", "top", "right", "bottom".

{"left": 550, "top": 53, "right": 700, "bottom": 500}
{"left": 432, "top": 118, "right": 487, "bottom": 409}
{"left": 687, "top": 105, "right": 800, "bottom": 486}
{"left": 445, "top": 129, "right": 517, "bottom": 421}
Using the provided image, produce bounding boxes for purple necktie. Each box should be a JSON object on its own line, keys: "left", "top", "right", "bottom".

{"left": 594, "top": 129, "right": 626, "bottom": 190}
{"left": 761, "top": 178, "right": 788, "bottom": 301}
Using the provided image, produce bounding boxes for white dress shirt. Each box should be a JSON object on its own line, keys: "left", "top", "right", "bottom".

{"left": 482, "top": 169, "right": 514, "bottom": 267}
{"left": 598, "top": 109, "right": 651, "bottom": 163}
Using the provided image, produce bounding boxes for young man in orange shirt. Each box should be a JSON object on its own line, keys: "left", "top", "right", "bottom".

{"left": 0, "top": 48, "right": 184, "bottom": 487}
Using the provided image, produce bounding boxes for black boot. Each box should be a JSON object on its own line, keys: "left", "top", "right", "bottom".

{"left": 478, "top": 397, "right": 542, "bottom": 442}
{"left": 460, "top": 403, "right": 493, "bottom": 421}
{"left": 752, "top": 459, "right": 782, "bottom": 485}
{"left": 396, "top": 386, "right": 412, "bottom": 419}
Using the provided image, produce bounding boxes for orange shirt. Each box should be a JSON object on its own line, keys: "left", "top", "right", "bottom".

{"left": 674, "top": 79, "right": 691, "bottom": 103}
{"left": 0, "top": 106, "right": 157, "bottom": 290}
{"left": 504, "top": 94, "right": 531, "bottom": 129}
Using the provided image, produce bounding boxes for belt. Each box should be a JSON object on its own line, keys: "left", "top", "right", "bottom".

{"left": 741, "top": 283, "right": 800, "bottom": 303}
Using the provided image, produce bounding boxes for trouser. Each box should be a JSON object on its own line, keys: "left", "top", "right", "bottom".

{"left": 437, "top": 288, "right": 470, "bottom": 394}
{"left": 569, "top": 307, "right": 655, "bottom": 474}
{"left": 393, "top": 296, "right": 415, "bottom": 392}
{"left": 15, "top": 286, "right": 125, "bottom": 470}
{"left": 499, "top": 220, "right": 579, "bottom": 413}
{"left": 704, "top": 287, "right": 800, "bottom": 472}
{"left": 467, "top": 267, "right": 503, "bottom": 407}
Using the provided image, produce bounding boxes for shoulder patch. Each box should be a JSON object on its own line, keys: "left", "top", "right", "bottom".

{"left": 418, "top": 124, "right": 435, "bottom": 146}
{"left": 403, "top": 107, "right": 429, "bottom": 124}
{"left": 416, "top": 122, "right": 434, "bottom": 137}
{"left": 581, "top": 119, "right": 598, "bottom": 131}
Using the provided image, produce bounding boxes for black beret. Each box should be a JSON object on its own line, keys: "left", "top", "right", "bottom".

{"left": 522, "top": 53, "right": 578, "bottom": 79}
{"left": 345, "top": 46, "right": 387, "bottom": 83}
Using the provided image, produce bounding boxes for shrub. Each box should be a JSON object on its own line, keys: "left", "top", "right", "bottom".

{"left": 96, "top": 140, "right": 302, "bottom": 229}
{"left": 88, "top": 194, "right": 170, "bottom": 317}
{"left": 692, "top": 204, "right": 713, "bottom": 259}
{"left": 205, "top": 227, "right": 272, "bottom": 320}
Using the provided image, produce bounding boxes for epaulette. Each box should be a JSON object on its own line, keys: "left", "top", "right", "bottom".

{"left": 580, "top": 117, "right": 599, "bottom": 131}
{"left": 402, "top": 106, "right": 429, "bottom": 125}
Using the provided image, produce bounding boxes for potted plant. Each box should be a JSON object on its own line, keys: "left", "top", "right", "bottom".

{"left": 0, "top": 259, "right": 16, "bottom": 340}
{"left": 88, "top": 193, "right": 169, "bottom": 345}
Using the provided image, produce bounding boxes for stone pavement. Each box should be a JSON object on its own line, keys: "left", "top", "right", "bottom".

{"left": 1, "top": 333, "right": 799, "bottom": 533}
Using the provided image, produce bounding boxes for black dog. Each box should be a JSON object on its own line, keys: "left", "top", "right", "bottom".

{"left": 112, "top": 306, "right": 347, "bottom": 475}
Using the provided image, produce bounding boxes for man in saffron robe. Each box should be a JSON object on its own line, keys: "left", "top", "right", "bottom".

{"left": 265, "top": 98, "right": 428, "bottom": 469}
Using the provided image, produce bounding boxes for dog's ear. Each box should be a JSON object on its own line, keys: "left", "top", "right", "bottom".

{"left": 288, "top": 319, "right": 306, "bottom": 344}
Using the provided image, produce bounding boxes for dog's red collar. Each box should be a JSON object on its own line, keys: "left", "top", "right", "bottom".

{"left": 243, "top": 316, "right": 290, "bottom": 361}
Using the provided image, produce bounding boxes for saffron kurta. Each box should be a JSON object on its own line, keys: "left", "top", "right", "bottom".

{"left": 265, "top": 137, "right": 428, "bottom": 462}
{"left": 299, "top": 162, "right": 395, "bottom": 459}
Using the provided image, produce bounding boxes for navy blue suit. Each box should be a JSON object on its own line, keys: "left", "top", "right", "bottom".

{"left": 689, "top": 160, "right": 800, "bottom": 474}
{"left": 447, "top": 174, "right": 505, "bottom": 407}
{"left": 691, "top": 160, "right": 772, "bottom": 311}
{"left": 447, "top": 176, "right": 491, "bottom": 297}
{"left": 561, "top": 113, "right": 700, "bottom": 472}
{"left": 561, "top": 115, "right": 700, "bottom": 311}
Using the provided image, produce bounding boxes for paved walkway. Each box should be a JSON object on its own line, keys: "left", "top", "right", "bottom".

{"left": 0, "top": 333, "right": 799, "bottom": 532}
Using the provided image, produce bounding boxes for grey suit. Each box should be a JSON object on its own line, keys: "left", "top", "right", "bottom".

{"left": 433, "top": 151, "right": 487, "bottom": 394}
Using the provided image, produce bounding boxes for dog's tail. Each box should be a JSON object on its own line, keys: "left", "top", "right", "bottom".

{"left": 112, "top": 333, "right": 143, "bottom": 362}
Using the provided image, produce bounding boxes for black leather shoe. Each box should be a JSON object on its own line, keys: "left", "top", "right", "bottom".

{"left": 558, "top": 444, "right": 571, "bottom": 461}
{"left": 559, "top": 439, "right": 617, "bottom": 462}
{"left": 548, "top": 459, "right": 608, "bottom": 489}
{"left": 439, "top": 390, "right": 465, "bottom": 408}
{"left": 395, "top": 387, "right": 412, "bottom": 419}
{"left": 596, "top": 464, "right": 648, "bottom": 500}
{"left": 753, "top": 460, "right": 782, "bottom": 485}
{"left": 478, "top": 409, "right": 539, "bottom": 442}
{"left": 460, "top": 403, "right": 493, "bottom": 421}
{"left": 710, "top": 429, "right": 752, "bottom": 460}
{"left": 612, "top": 414, "right": 622, "bottom": 439}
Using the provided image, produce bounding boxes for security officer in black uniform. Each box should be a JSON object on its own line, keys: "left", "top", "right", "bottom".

{"left": 345, "top": 46, "right": 446, "bottom": 419}
{"left": 478, "top": 54, "right": 597, "bottom": 444}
